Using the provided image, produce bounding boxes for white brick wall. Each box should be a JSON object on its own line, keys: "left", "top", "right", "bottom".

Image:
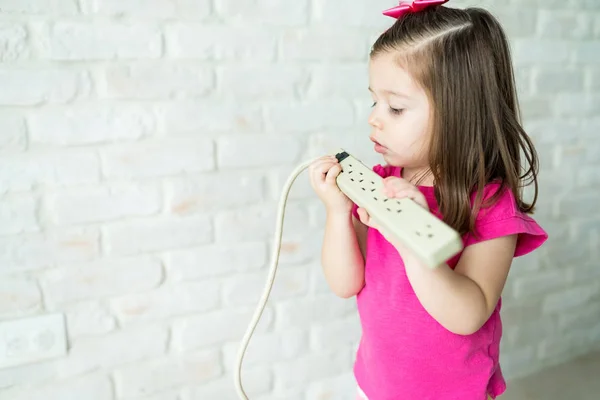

{"left": 0, "top": 0, "right": 598, "bottom": 399}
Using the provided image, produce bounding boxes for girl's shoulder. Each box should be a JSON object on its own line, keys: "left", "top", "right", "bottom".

{"left": 465, "top": 181, "right": 548, "bottom": 257}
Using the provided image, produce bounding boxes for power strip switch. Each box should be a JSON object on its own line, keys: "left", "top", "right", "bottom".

{"left": 334, "top": 149, "right": 463, "bottom": 268}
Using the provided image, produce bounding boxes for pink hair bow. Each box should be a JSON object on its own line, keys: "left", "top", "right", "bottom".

{"left": 382, "top": 0, "right": 449, "bottom": 18}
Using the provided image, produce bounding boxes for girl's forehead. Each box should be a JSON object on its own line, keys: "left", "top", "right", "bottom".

{"left": 369, "top": 54, "right": 420, "bottom": 96}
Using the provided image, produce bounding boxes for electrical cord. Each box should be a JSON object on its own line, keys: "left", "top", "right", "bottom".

{"left": 233, "top": 155, "right": 321, "bottom": 400}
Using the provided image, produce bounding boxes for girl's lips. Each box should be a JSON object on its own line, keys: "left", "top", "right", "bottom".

{"left": 371, "top": 138, "right": 387, "bottom": 153}
{"left": 374, "top": 142, "right": 387, "bottom": 153}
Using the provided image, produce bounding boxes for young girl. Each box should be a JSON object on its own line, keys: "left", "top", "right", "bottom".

{"left": 308, "top": 2, "right": 548, "bottom": 400}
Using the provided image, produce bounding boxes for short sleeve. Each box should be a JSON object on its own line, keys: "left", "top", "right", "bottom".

{"left": 351, "top": 164, "right": 395, "bottom": 220}
{"left": 464, "top": 184, "right": 548, "bottom": 257}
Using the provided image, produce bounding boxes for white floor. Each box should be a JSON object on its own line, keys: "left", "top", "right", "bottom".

{"left": 501, "top": 351, "right": 600, "bottom": 400}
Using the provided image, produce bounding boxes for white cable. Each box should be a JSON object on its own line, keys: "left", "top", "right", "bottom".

{"left": 234, "top": 155, "right": 321, "bottom": 400}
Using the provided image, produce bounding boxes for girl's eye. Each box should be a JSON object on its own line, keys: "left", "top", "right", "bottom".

{"left": 389, "top": 107, "right": 404, "bottom": 115}
{"left": 371, "top": 101, "right": 376, "bottom": 108}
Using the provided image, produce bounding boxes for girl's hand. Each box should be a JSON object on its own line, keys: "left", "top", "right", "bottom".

{"left": 308, "top": 155, "right": 353, "bottom": 215}
{"left": 382, "top": 176, "right": 429, "bottom": 211}
{"left": 356, "top": 176, "right": 430, "bottom": 261}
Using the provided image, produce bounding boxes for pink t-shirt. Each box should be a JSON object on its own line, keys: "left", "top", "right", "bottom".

{"left": 351, "top": 164, "right": 548, "bottom": 400}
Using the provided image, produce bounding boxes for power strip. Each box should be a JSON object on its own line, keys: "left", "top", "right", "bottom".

{"left": 233, "top": 149, "right": 463, "bottom": 399}
{"left": 334, "top": 149, "right": 463, "bottom": 268}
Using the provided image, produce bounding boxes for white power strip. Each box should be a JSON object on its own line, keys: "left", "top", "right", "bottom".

{"left": 233, "top": 149, "right": 463, "bottom": 399}
{"left": 334, "top": 149, "right": 463, "bottom": 268}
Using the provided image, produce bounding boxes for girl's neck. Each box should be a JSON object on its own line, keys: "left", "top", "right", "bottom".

{"left": 401, "top": 166, "right": 434, "bottom": 187}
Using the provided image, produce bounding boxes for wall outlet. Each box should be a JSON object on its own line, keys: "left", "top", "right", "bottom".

{"left": 334, "top": 149, "right": 463, "bottom": 268}
{"left": 0, "top": 313, "right": 67, "bottom": 369}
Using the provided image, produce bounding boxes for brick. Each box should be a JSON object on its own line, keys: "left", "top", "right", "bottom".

{"left": 265, "top": 100, "right": 355, "bottom": 133}
{"left": 81, "top": 0, "right": 211, "bottom": 18}
{"left": 0, "top": 277, "right": 41, "bottom": 318}
{"left": 309, "top": 265, "right": 334, "bottom": 294}
{"left": 310, "top": 316, "right": 361, "bottom": 351}
{"left": 214, "top": 203, "right": 310, "bottom": 243}
{"left": 537, "top": 10, "right": 593, "bottom": 39}
{"left": 0, "top": 194, "right": 38, "bottom": 235}
{"left": 0, "top": 360, "right": 59, "bottom": 391}
{"left": 306, "top": 373, "right": 357, "bottom": 400}
{"left": 29, "top": 104, "right": 154, "bottom": 146}
{"left": 253, "top": 389, "right": 304, "bottom": 400}
{"left": 121, "top": 391, "right": 179, "bottom": 400}
{"left": 272, "top": 351, "right": 352, "bottom": 390}
{"left": 182, "top": 367, "right": 272, "bottom": 399}
{"left": 588, "top": 68, "right": 600, "bottom": 90}
{"left": 103, "top": 215, "right": 212, "bottom": 256}
{"left": 557, "top": 301, "right": 600, "bottom": 332}
{"left": 532, "top": 68, "right": 585, "bottom": 94}
{"left": 165, "top": 242, "right": 267, "bottom": 281}
{"left": 552, "top": 94, "right": 599, "bottom": 117}
{"left": 306, "top": 131, "right": 365, "bottom": 159}
{"left": 216, "top": 0, "right": 308, "bottom": 26}
{"left": 222, "top": 267, "right": 309, "bottom": 307}
{"left": 0, "top": 22, "right": 29, "bottom": 61}
{"left": 0, "top": 68, "right": 89, "bottom": 106}
{"left": 165, "top": 172, "right": 264, "bottom": 215}
{"left": 114, "top": 350, "right": 221, "bottom": 398}
{"left": 110, "top": 281, "right": 219, "bottom": 323}
{"left": 537, "top": 330, "right": 591, "bottom": 363}
{"left": 171, "top": 306, "right": 274, "bottom": 351}
{"left": 46, "top": 183, "right": 161, "bottom": 225}
{"left": 512, "top": 270, "right": 569, "bottom": 299}
{"left": 0, "top": 151, "right": 100, "bottom": 193}
{"left": 58, "top": 324, "right": 168, "bottom": 378}
{"left": 217, "top": 135, "right": 301, "bottom": 168}
{"left": 40, "top": 22, "right": 162, "bottom": 60}
{"left": 63, "top": 301, "right": 116, "bottom": 339}
{"left": 275, "top": 232, "right": 322, "bottom": 266}
{"left": 577, "top": 166, "right": 600, "bottom": 186}
{"left": 267, "top": 166, "right": 316, "bottom": 201}
{"left": 312, "top": 0, "right": 388, "bottom": 28}
{"left": 157, "top": 100, "right": 263, "bottom": 135}
{"left": 166, "top": 24, "right": 277, "bottom": 61}
{"left": 0, "top": 373, "right": 112, "bottom": 400}
{"left": 306, "top": 64, "right": 368, "bottom": 98}
{"left": 517, "top": 96, "right": 553, "bottom": 120}
{"left": 524, "top": 119, "right": 580, "bottom": 145}
{"left": 222, "top": 329, "right": 307, "bottom": 370}
{"left": 507, "top": 315, "right": 559, "bottom": 348}
{"left": 499, "top": 346, "right": 536, "bottom": 381}
{"left": 492, "top": 10, "right": 538, "bottom": 38}
{"left": 0, "top": 0, "right": 78, "bottom": 14}
{"left": 513, "top": 67, "right": 534, "bottom": 96}
{"left": 40, "top": 255, "right": 163, "bottom": 306}
{"left": 513, "top": 39, "right": 571, "bottom": 66}
{"left": 542, "top": 283, "right": 600, "bottom": 313}
{"left": 558, "top": 191, "right": 600, "bottom": 219}
{"left": 101, "top": 138, "right": 214, "bottom": 179}
{"left": 98, "top": 63, "right": 213, "bottom": 100}
{"left": 0, "top": 227, "right": 100, "bottom": 272}
{"left": 218, "top": 65, "right": 309, "bottom": 99}
{"left": 574, "top": 42, "right": 600, "bottom": 64}
{"left": 280, "top": 29, "right": 368, "bottom": 62}
{"left": 0, "top": 113, "right": 26, "bottom": 154}
{"left": 274, "top": 295, "right": 356, "bottom": 330}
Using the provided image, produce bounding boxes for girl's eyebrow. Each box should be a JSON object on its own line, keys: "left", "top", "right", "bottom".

{"left": 368, "top": 86, "right": 410, "bottom": 99}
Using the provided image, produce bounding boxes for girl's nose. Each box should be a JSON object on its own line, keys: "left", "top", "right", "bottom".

{"left": 368, "top": 111, "right": 383, "bottom": 130}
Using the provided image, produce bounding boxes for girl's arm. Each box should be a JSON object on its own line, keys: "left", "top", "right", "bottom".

{"left": 320, "top": 212, "right": 367, "bottom": 298}
{"left": 399, "top": 234, "right": 517, "bottom": 335}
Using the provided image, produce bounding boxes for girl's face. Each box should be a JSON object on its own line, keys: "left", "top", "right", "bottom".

{"left": 367, "top": 51, "right": 432, "bottom": 182}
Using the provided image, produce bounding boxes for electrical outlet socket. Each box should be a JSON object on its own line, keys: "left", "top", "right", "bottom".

{"left": 333, "top": 149, "right": 463, "bottom": 268}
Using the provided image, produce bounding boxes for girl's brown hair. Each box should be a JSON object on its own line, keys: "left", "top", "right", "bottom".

{"left": 371, "top": 6, "right": 539, "bottom": 237}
